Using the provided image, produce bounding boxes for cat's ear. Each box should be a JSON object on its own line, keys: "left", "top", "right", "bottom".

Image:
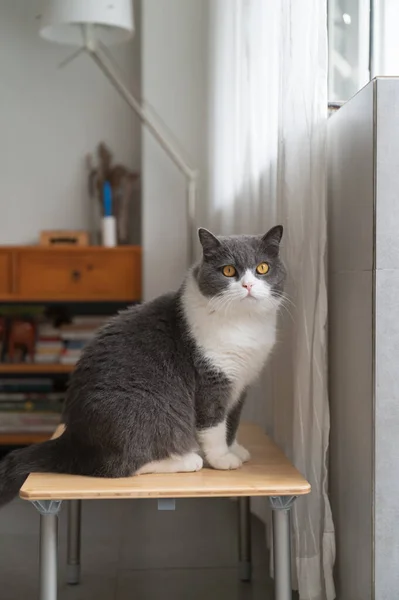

{"left": 198, "top": 228, "right": 221, "bottom": 258}
{"left": 261, "top": 225, "right": 283, "bottom": 257}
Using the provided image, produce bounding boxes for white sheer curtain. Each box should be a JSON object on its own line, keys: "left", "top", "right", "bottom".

{"left": 206, "top": 1, "right": 335, "bottom": 599}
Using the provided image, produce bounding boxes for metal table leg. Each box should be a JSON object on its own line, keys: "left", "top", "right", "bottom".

{"left": 32, "top": 500, "right": 62, "bottom": 600}
{"left": 67, "top": 499, "right": 82, "bottom": 585}
{"left": 238, "top": 497, "right": 252, "bottom": 581}
{"left": 269, "top": 496, "right": 297, "bottom": 600}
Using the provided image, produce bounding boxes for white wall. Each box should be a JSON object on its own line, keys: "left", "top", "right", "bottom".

{"left": 0, "top": 0, "right": 141, "bottom": 245}
{"left": 141, "top": 0, "right": 209, "bottom": 300}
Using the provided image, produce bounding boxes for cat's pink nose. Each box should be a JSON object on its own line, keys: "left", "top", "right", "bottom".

{"left": 242, "top": 282, "right": 253, "bottom": 291}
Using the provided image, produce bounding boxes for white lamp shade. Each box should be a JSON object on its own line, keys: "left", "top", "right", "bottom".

{"left": 40, "top": 0, "right": 134, "bottom": 46}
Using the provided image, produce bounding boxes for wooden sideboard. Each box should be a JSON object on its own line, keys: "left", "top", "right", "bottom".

{"left": 0, "top": 245, "right": 142, "bottom": 445}
{"left": 0, "top": 245, "right": 141, "bottom": 302}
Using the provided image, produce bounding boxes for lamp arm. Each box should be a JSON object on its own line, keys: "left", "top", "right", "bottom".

{"left": 86, "top": 46, "right": 198, "bottom": 182}
{"left": 86, "top": 45, "right": 198, "bottom": 264}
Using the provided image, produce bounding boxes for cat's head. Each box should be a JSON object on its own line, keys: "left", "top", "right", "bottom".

{"left": 194, "top": 226, "right": 286, "bottom": 312}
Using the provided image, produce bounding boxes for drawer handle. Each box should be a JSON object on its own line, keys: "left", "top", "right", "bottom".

{"left": 71, "top": 270, "right": 81, "bottom": 282}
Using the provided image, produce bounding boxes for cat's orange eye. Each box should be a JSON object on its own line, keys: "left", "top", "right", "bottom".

{"left": 256, "top": 262, "right": 269, "bottom": 275}
{"left": 222, "top": 265, "right": 236, "bottom": 277}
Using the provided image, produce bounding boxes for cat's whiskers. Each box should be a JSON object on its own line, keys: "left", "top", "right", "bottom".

{"left": 209, "top": 285, "right": 286, "bottom": 318}
{"left": 208, "top": 291, "right": 240, "bottom": 316}
{"left": 270, "top": 294, "right": 295, "bottom": 323}
{"left": 219, "top": 293, "right": 238, "bottom": 316}
{"left": 278, "top": 292, "right": 296, "bottom": 310}
{"left": 208, "top": 293, "right": 230, "bottom": 314}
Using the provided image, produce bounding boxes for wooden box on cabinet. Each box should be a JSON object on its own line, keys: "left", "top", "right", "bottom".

{"left": 0, "top": 246, "right": 141, "bottom": 302}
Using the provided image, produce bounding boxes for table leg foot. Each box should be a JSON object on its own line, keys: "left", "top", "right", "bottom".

{"left": 239, "top": 560, "right": 252, "bottom": 582}
{"left": 269, "top": 496, "right": 297, "bottom": 600}
{"left": 66, "top": 564, "right": 81, "bottom": 585}
{"left": 31, "top": 500, "right": 62, "bottom": 600}
{"left": 67, "top": 499, "right": 82, "bottom": 585}
{"left": 238, "top": 497, "right": 252, "bottom": 582}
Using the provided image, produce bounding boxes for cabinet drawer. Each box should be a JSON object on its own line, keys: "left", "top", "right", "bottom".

{"left": 17, "top": 249, "right": 141, "bottom": 301}
{"left": 0, "top": 252, "right": 12, "bottom": 295}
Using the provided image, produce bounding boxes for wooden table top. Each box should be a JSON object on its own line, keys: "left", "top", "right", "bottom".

{"left": 20, "top": 423, "right": 311, "bottom": 501}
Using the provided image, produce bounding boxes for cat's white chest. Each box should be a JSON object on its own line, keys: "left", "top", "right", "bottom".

{"left": 183, "top": 277, "right": 277, "bottom": 401}
{"left": 196, "top": 314, "right": 276, "bottom": 387}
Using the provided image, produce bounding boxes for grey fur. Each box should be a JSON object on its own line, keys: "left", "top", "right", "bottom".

{"left": 0, "top": 226, "right": 285, "bottom": 506}
{"left": 226, "top": 392, "right": 246, "bottom": 446}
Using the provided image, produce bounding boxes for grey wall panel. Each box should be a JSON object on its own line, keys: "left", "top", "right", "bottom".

{"left": 328, "top": 81, "right": 374, "bottom": 275}
{"left": 376, "top": 78, "right": 399, "bottom": 270}
{"left": 375, "top": 269, "right": 399, "bottom": 598}
{"left": 374, "top": 396, "right": 399, "bottom": 600}
{"left": 375, "top": 269, "right": 399, "bottom": 399}
{"left": 329, "top": 271, "right": 373, "bottom": 600}
{"left": 329, "top": 77, "right": 399, "bottom": 600}
{"left": 374, "top": 79, "right": 399, "bottom": 597}
{"left": 328, "top": 80, "right": 375, "bottom": 600}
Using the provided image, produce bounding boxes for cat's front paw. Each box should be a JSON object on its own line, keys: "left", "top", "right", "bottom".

{"left": 182, "top": 452, "right": 204, "bottom": 472}
{"left": 230, "top": 442, "right": 251, "bottom": 463}
{"left": 207, "top": 452, "right": 243, "bottom": 470}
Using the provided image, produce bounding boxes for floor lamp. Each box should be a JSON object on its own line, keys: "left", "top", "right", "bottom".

{"left": 39, "top": 0, "right": 198, "bottom": 264}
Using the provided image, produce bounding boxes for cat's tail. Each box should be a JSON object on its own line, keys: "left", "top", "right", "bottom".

{"left": 0, "top": 435, "right": 71, "bottom": 507}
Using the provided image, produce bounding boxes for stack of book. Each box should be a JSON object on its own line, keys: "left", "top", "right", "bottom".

{"left": 60, "top": 316, "right": 108, "bottom": 365}
{"left": 0, "top": 379, "right": 63, "bottom": 433}
{"left": 34, "top": 323, "right": 63, "bottom": 364}
{"left": 0, "top": 378, "right": 53, "bottom": 393}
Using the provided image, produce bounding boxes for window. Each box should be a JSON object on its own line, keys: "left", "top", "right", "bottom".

{"left": 329, "top": 0, "right": 399, "bottom": 102}
{"left": 328, "top": 0, "right": 370, "bottom": 102}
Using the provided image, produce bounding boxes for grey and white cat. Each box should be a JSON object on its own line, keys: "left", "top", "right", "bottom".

{"left": 0, "top": 226, "right": 285, "bottom": 506}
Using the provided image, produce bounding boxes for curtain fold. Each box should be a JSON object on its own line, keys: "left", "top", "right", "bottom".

{"left": 206, "top": 1, "right": 335, "bottom": 598}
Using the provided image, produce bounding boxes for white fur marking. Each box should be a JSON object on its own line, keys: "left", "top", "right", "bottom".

{"left": 137, "top": 452, "right": 203, "bottom": 475}
{"left": 198, "top": 421, "right": 242, "bottom": 470}
{"left": 230, "top": 441, "right": 251, "bottom": 462}
{"left": 240, "top": 269, "right": 258, "bottom": 293}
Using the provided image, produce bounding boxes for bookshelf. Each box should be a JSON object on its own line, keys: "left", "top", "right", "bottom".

{"left": 0, "top": 432, "right": 51, "bottom": 446}
{"left": 0, "top": 245, "right": 142, "bottom": 446}
{"left": 0, "top": 364, "right": 74, "bottom": 374}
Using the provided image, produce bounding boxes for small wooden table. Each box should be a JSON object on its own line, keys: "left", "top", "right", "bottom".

{"left": 20, "top": 423, "right": 310, "bottom": 600}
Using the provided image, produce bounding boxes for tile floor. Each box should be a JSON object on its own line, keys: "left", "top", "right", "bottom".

{"left": 0, "top": 496, "right": 292, "bottom": 599}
